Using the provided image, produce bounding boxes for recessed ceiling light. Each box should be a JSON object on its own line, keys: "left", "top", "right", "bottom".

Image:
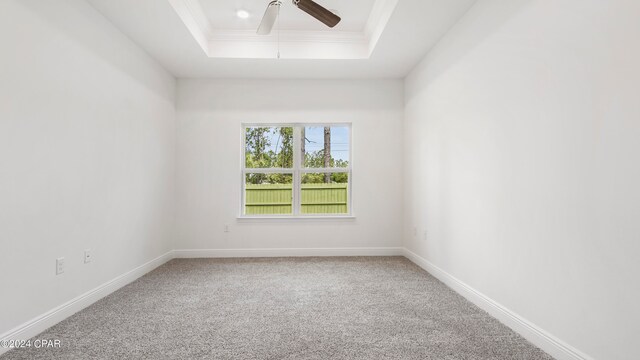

{"left": 236, "top": 9, "right": 250, "bottom": 19}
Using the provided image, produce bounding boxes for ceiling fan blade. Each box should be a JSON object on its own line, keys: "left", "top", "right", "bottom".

{"left": 257, "top": 1, "right": 281, "bottom": 35}
{"left": 292, "top": 0, "right": 341, "bottom": 28}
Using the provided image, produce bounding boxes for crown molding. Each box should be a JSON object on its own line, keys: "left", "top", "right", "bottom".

{"left": 168, "top": 0, "right": 398, "bottom": 59}
{"left": 365, "top": 0, "right": 399, "bottom": 53}
{"left": 209, "top": 30, "right": 366, "bottom": 44}
{"left": 167, "top": 0, "right": 212, "bottom": 54}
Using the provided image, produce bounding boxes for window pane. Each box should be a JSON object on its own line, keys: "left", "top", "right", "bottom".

{"left": 245, "top": 173, "right": 293, "bottom": 215}
{"left": 301, "top": 172, "right": 349, "bottom": 214}
{"left": 302, "top": 126, "right": 349, "bottom": 168}
{"left": 245, "top": 127, "right": 293, "bottom": 168}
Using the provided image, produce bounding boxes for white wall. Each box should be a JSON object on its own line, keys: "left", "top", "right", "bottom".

{"left": 404, "top": 1, "right": 640, "bottom": 359}
{"left": 176, "top": 79, "right": 404, "bottom": 251}
{"left": 0, "top": 0, "right": 176, "bottom": 337}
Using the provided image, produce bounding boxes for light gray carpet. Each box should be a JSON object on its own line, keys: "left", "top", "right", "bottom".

{"left": 1, "top": 257, "right": 553, "bottom": 359}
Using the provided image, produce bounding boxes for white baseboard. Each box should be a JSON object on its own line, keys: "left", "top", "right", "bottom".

{"left": 172, "top": 247, "right": 404, "bottom": 258}
{"left": 0, "top": 251, "right": 173, "bottom": 356}
{"left": 402, "top": 248, "right": 593, "bottom": 360}
{"left": 1, "top": 247, "right": 591, "bottom": 360}
{"left": 0, "top": 246, "right": 399, "bottom": 356}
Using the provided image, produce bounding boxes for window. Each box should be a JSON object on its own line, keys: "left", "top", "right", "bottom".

{"left": 242, "top": 124, "right": 351, "bottom": 217}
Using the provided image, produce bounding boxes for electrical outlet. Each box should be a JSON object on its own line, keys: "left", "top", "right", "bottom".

{"left": 224, "top": 224, "right": 230, "bottom": 233}
{"left": 56, "top": 257, "right": 65, "bottom": 275}
{"left": 84, "top": 249, "right": 91, "bottom": 263}
{"left": 423, "top": 231, "right": 428, "bottom": 241}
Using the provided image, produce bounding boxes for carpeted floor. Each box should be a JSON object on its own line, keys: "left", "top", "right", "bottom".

{"left": 1, "top": 257, "right": 553, "bottom": 359}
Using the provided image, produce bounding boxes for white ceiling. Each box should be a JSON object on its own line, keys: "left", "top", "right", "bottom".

{"left": 166, "top": 0, "right": 396, "bottom": 60}
{"left": 87, "top": 0, "right": 476, "bottom": 78}
{"left": 201, "top": 0, "right": 376, "bottom": 32}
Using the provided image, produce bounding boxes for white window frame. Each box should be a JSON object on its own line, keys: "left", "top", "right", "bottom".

{"left": 240, "top": 123, "right": 353, "bottom": 218}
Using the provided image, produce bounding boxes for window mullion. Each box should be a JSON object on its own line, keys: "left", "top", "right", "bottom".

{"left": 243, "top": 168, "right": 293, "bottom": 174}
{"left": 299, "top": 168, "right": 350, "bottom": 174}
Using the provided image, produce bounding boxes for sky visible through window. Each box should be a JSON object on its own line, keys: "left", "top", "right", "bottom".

{"left": 262, "top": 126, "right": 349, "bottom": 162}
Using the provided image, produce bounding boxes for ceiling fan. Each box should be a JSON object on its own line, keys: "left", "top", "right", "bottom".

{"left": 257, "top": 0, "right": 341, "bottom": 35}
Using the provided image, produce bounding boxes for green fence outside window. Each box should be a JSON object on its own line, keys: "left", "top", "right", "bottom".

{"left": 245, "top": 183, "right": 348, "bottom": 215}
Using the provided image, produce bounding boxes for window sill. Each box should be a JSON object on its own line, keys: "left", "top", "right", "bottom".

{"left": 237, "top": 215, "right": 356, "bottom": 221}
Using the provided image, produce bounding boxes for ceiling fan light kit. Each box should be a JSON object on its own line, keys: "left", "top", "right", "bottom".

{"left": 257, "top": 0, "right": 341, "bottom": 35}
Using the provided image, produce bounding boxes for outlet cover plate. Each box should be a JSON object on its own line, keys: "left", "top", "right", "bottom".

{"left": 56, "top": 257, "right": 64, "bottom": 275}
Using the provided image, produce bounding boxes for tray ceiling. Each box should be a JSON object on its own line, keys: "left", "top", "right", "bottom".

{"left": 201, "top": 0, "right": 376, "bottom": 32}
{"left": 168, "top": 0, "right": 398, "bottom": 59}
{"left": 87, "top": 0, "right": 477, "bottom": 78}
